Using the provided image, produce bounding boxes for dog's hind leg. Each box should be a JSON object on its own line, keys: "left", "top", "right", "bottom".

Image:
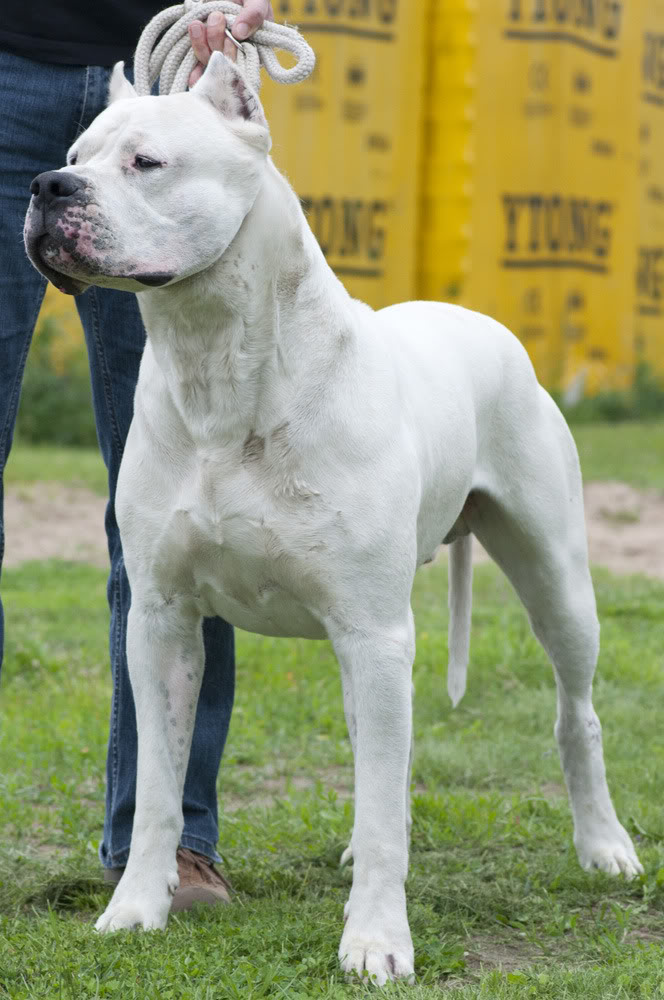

{"left": 330, "top": 614, "right": 416, "bottom": 985}
{"left": 95, "top": 594, "right": 205, "bottom": 932}
{"left": 466, "top": 390, "right": 642, "bottom": 877}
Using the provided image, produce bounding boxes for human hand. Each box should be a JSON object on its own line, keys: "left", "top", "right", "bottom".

{"left": 188, "top": 1, "right": 274, "bottom": 87}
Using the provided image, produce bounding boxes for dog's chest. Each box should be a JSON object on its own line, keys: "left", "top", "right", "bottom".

{"left": 154, "top": 447, "right": 330, "bottom": 639}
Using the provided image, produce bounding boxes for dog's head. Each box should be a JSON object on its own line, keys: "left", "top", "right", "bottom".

{"left": 24, "top": 53, "right": 271, "bottom": 295}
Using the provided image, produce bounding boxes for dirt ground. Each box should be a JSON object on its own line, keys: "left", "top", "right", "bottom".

{"left": 3, "top": 480, "right": 664, "bottom": 579}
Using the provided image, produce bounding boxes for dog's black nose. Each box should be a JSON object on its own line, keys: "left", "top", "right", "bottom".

{"left": 30, "top": 170, "right": 84, "bottom": 205}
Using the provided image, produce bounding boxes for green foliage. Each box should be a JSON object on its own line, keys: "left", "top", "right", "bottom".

{"left": 6, "top": 415, "right": 664, "bottom": 503}
{"left": 16, "top": 317, "right": 97, "bottom": 448}
{"left": 558, "top": 362, "right": 664, "bottom": 424}
{"left": 14, "top": 308, "right": 664, "bottom": 451}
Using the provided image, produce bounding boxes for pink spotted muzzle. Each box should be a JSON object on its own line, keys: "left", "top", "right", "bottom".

{"left": 24, "top": 170, "right": 92, "bottom": 295}
{"left": 24, "top": 170, "right": 174, "bottom": 295}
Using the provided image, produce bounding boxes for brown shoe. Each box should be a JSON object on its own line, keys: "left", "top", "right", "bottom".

{"left": 102, "top": 847, "right": 232, "bottom": 911}
{"left": 171, "top": 848, "right": 232, "bottom": 911}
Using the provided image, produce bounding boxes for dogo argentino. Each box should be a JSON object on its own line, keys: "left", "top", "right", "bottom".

{"left": 24, "top": 53, "right": 642, "bottom": 985}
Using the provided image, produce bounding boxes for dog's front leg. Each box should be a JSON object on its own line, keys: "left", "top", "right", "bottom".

{"left": 95, "top": 594, "right": 204, "bottom": 932}
{"left": 331, "top": 621, "right": 415, "bottom": 985}
{"left": 339, "top": 676, "right": 415, "bottom": 868}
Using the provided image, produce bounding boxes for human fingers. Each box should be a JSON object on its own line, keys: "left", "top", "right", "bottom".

{"left": 232, "top": 0, "right": 271, "bottom": 41}
{"left": 188, "top": 13, "right": 231, "bottom": 85}
{"left": 205, "top": 12, "right": 238, "bottom": 63}
{"left": 188, "top": 19, "right": 212, "bottom": 66}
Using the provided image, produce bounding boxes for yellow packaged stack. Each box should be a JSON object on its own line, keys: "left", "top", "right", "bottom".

{"left": 464, "top": 0, "right": 640, "bottom": 394}
{"left": 417, "top": 0, "right": 476, "bottom": 304}
{"left": 261, "top": 0, "right": 427, "bottom": 309}
{"left": 31, "top": 1, "right": 664, "bottom": 399}
{"left": 635, "top": 1, "right": 664, "bottom": 380}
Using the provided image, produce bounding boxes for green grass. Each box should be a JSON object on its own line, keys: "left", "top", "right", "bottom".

{"left": 7, "top": 417, "right": 664, "bottom": 496}
{"left": 6, "top": 444, "right": 108, "bottom": 495}
{"left": 1, "top": 559, "right": 664, "bottom": 998}
{"left": 572, "top": 422, "right": 664, "bottom": 488}
{"left": 1, "top": 426, "right": 664, "bottom": 997}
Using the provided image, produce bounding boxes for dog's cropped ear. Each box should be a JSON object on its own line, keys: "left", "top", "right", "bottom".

{"left": 191, "top": 51, "right": 271, "bottom": 152}
{"left": 108, "top": 62, "right": 138, "bottom": 104}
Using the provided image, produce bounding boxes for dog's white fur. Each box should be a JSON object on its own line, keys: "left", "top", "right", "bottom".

{"left": 27, "top": 54, "right": 642, "bottom": 984}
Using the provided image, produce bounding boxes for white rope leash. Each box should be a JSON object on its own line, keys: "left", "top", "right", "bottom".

{"left": 133, "top": 1, "right": 316, "bottom": 96}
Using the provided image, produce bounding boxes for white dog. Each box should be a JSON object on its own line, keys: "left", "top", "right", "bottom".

{"left": 25, "top": 53, "right": 642, "bottom": 984}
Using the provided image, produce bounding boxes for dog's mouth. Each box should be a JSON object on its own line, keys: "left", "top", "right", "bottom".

{"left": 24, "top": 226, "right": 90, "bottom": 296}
{"left": 24, "top": 205, "right": 176, "bottom": 295}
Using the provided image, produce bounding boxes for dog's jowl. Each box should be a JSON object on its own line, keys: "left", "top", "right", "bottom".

{"left": 24, "top": 53, "right": 642, "bottom": 985}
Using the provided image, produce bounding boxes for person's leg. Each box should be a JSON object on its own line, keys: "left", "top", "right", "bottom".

{"left": 0, "top": 50, "right": 92, "bottom": 672}
{"left": 75, "top": 66, "right": 234, "bottom": 868}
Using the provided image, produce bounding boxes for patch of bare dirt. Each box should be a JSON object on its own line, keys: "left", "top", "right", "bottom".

{"left": 461, "top": 932, "right": 548, "bottom": 974}
{"left": 463, "top": 481, "right": 664, "bottom": 580}
{"left": 221, "top": 769, "right": 353, "bottom": 813}
{"left": 583, "top": 481, "right": 664, "bottom": 580}
{"left": 220, "top": 763, "right": 428, "bottom": 813}
{"left": 441, "top": 929, "right": 560, "bottom": 989}
{"left": 537, "top": 782, "right": 566, "bottom": 799}
{"left": 4, "top": 481, "right": 664, "bottom": 579}
{"left": 4, "top": 482, "right": 107, "bottom": 568}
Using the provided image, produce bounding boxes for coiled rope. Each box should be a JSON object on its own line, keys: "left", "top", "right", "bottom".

{"left": 133, "top": 0, "right": 316, "bottom": 96}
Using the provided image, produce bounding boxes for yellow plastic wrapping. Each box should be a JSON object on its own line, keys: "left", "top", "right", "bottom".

{"left": 635, "top": 0, "right": 664, "bottom": 376}
{"left": 418, "top": 0, "right": 476, "bottom": 304}
{"left": 463, "top": 1, "right": 641, "bottom": 393}
{"left": 261, "top": 0, "right": 427, "bottom": 308}
{"left": 35, "top": 1, "right": 664, "bottom": 394}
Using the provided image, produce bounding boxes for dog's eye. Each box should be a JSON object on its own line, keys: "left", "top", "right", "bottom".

{"left": 134, "top": 155, "right": 162, "bottom": 170}
{"left": 68, "top": 154, "right": 78, "bottom": 166}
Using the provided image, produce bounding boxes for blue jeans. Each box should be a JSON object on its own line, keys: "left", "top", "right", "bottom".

{"left": 0, "top": 50, "right": 234, "bottom": 867}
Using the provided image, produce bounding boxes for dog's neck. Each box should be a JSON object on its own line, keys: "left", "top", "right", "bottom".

{"left": 138, "top": 161, "right": 361, "bottom": 444}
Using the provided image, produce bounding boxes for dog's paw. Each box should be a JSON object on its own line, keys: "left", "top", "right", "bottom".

{"left": 576, "top": 824, "right": 643, "bottom": 879}
{"left": 339, "top": 932, "right": 414, "bottom": 986}
{"left": 339, "top": 895, "right": 414, "bottom": 986}
{"left": 95, "top": 898, "right": 169, "bottom": 932}
{"left": 95, "top": 869, "right": 177, "bottom": 932}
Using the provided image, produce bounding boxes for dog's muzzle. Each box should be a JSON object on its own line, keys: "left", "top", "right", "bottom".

{"left": 25, "top": 170, "right": 176, "bottom": 294}
{"left": 24, "top": 170, "right": 91, "bottom": 296}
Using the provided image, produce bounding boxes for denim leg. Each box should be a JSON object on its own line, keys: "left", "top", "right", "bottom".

{"left": 0, "top": 51, "right": 235, "bottom": 865}
{"left": 73, "top": 65, "right": 235, "bottom": 867}
{"left": 77, "top": 283, "right": 235, "bottom": 867}
{"left": 0, "top": 51, "right": 89, "bottom": 672}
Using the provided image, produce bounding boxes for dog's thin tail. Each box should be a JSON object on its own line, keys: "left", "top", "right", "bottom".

{"left": 447, "top": 534, "right": 473, "bottom": 707}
